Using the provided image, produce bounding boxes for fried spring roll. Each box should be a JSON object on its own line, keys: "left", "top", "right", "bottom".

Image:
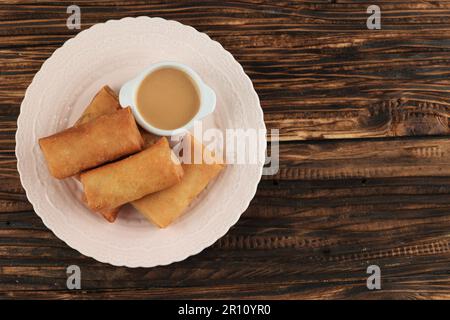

{"left": 75, "top": 85, "right": 121, "bottom": 126}
{"left": 132, "top": 135, "right": 224, "bottom": 228}
{"left": 91, "top": 131, "right": 159, "bottom": 222}
{"left": 74, "top": 86, "right": 123, "bottom": 222}
{"left": 91, "top": 126, "right": 161, "bottom": 222}
{"left": 39, "top": 107, "right": 143, "bottom": 179}
{"left": 80, "top": 137, "right": 184, "bottom": 212}
{"left": 74, "top": 86, "right": 159, "bottom": 222}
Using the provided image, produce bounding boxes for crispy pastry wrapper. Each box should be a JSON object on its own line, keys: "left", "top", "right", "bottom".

{"left": 80, "top": 137, "right": 184, "bottom": 212}
{"left": 76, "top": 86, "right": 123, "bottom": 221}
{"left": 132, "top": 134, "right": 224, "bottom": 228}
{"left": 39, "top": 107, "right": 144, "bottom": 179}
{"left": 75, "top": 86, "right": 121, "bottom": 126}
{"left": 76, "top": 86, "right": 159, "bottom": 222}
{"left": 75, "top": 86, "right": 123, "bottom": 221}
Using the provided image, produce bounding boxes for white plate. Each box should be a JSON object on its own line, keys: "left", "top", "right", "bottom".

{"left": 16, "top": 17, "right": 265, "bottom": 267}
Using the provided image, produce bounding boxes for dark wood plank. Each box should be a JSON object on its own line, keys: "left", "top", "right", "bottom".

{"left": 2, "top": 177, "right": 450, "bottom": 298}
{"left": 3, "top": 2, "right": 450, "bottom": 140}
{"left": 272, "top": 136, "right": 450, "bottom": 180}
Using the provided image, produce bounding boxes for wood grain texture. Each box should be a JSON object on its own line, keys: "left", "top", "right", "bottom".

{"left": 2, "top": 0, "right": 450, "bottom": 300}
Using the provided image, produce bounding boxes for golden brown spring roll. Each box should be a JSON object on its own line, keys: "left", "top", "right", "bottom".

{"left": 93, "top": 128, "right": 160, "bottom": 222}
{"left": 80, "top": 137, "right": 184, "bottom": 212}
{"left": 74, "top": 86, "right": 159, "bottom": 222}
{"left": 74, "top": 86, "right": 123, "bottom": 222}
{"left": 91, "top": 126, "right": 160, "bottom": 222}
{"left": 75, "top": 85, "right": 121, "bottom": 126}
{"left": 132, "top": 135, "right": 224, "bottom": 228}
{"left": 39, "top": 107, "right": 144, "bottom": 179}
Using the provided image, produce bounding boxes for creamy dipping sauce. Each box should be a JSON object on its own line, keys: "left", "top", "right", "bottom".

{"left": 136, "top": 67, "right": 200, "bottom": 130}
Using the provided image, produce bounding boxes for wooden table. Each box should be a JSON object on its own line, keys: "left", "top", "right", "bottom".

{"left": 1, "top": 0, "right": 450, "bottom": 300}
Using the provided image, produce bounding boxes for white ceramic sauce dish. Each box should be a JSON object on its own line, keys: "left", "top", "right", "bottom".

{"left": 119, "top": 61, "right": 216, "bottom": 136}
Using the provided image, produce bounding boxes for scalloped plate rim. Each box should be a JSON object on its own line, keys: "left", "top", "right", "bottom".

{"left": 16, "top": 16, "right": 265, "bottom": 268}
